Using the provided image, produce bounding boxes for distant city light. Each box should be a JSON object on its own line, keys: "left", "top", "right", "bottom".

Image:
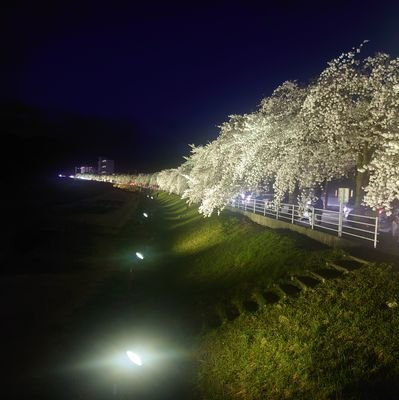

{"left": 58, "top": 174, "right": 66, "bottom": 178}
{"left": 126, "top": 351, "right": 143, "bottom": 366}
{"left": 143, "top": 212, "right": 148, "bottom": 218}
{"left": 136, "top": 252, "right": 144, "bottom": 260}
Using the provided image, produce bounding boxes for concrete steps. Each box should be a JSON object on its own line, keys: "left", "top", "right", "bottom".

{"left": 204, "top": 256, "right": 370, "bottom": 330}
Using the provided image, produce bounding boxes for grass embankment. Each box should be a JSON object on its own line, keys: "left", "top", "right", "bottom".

{"left": 196, "top": 266, "right": 399, "bottom": 400}
{"left": 9, "top": 184, "right": 398, "bottom": 400}
{"left": 153, "top": 192, "right": 399, "bottom": 400}
{"left": 156, "top": 192, "right": 340, "bottom": 290}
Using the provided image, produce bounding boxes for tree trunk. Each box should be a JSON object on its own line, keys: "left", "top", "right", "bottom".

{"left": 354, "top": 146, "right": 372, "bottom": 207}
{"left": 323, "top": 181, "right": 329, "bottom": 209}
{"left": 288, "top": 184, "right": 300, "bottom": 204}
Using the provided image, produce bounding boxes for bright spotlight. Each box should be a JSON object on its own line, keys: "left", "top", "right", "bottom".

{"left": 126, "top": 351, "right": 143, "bottom": 366}
{"left": 143, "top": 212, "right": 148, "bottom": 218}
{"left": 135, "top": 252, "right": 144, "bottom": 260}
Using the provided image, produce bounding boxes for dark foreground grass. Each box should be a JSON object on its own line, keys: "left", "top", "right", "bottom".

{"left": 1, "top": 179, "right": 142, "bottom": 399}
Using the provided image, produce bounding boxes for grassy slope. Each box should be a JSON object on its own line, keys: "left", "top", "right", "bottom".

{"left": 157, "top": 193, "right": 341, "bottom": 291}
{"left": 196, "top": 265, "right": 399, "bottom": 400}
{"left": 154, "top": 193, "right": 399, "bottom": 400}
{"left": 8, "top": 185, "right": 398, "bottom": 400}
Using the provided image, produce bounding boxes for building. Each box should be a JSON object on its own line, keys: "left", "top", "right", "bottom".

{"left": 98, "top": 157, "right": 115, "bottom": 175}
{"left": 75, "top": 165, "right": 96, "bottom": 174}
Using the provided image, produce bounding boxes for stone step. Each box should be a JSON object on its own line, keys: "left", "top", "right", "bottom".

{"left": 271, "top": 284, "right": 288, "bottom": 300}
{"left": 314, "top": 268, "right": 343, "bottom": 280}
{"left": 328, "top": 262, "right": 350, "bottom": 274}
{"left": 290, "top": 276, "right": 309, "bottom": 291}
{"left": 308, "top": 270, "right": 326, "bottom": 283}
{"left": 279, "top": 283, "right": 302, "bottom": 297}
{"left": 242, "top": 299, "right": 260, "bottom": 312}
{"left": 203, "top": 255, "right": 368, "bottom": 329}
{"left": 347, "top": 255, "right": 368, "bottom": 264}
{"left": 261, "top": 290, "right": 280, "bottom": 304}
{"left": 336, "top": 258, "right": 364, "bottom": 271}
{"left": 295, "top": 274, "right": 321, "bottom": 289}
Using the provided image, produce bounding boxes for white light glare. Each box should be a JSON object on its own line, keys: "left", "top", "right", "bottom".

{"left": 126, "top": 351, "right": 143, "bottom": 366}
{"left": 143, "top": 212, "right": 148, "bottom": 218}
{"left": 150, "top": 196, "right": 154, "bottom": 199}
{"left": 136, "top": 252, "right": 144, "bottom": 260}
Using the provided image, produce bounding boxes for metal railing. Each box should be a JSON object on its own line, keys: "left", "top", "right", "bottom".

{"left": 231, "top": 198, "right": 379, "bottom": 248}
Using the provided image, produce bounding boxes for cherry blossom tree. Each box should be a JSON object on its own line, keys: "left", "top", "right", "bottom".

{"left": 300, "top": 44, "right": 399, "bottom": 209}
{"left": 77, "top": 43, "right": 399, "bottom": 216}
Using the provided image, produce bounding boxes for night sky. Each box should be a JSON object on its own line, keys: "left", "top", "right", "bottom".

{"left": 2, "top": 0, "right": 399, "bottom": 175}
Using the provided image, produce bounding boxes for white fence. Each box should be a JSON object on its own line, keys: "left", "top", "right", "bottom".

{"left": 231, "top": 198, "right": 379, "bottom": 248}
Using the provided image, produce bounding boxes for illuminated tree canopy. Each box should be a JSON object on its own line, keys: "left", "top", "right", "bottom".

{"left": 78, "top": 44, "right": 399, "bottom": 216}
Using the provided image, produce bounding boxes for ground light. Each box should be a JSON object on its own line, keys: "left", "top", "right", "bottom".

{"left": 135, "top": 252, "right": 144, "bottom": 260}
{"left": 126, "top": 351, "right": 143, "bottom": 366}
{"left": 113, "top": 351, "right": 144, "bottom": 399}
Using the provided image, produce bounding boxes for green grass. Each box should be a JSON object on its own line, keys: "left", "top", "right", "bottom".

{"left": 196, "top": 265, "right": 399, "bottom": 400}
{"left": 12, "top": 185, "right": 398, "bottom": 400}
{"left": 151, "top": 192, "right": 399, "bottom": 400}
{"left": 156, "top": 192, "right": 341, "bottom": 294}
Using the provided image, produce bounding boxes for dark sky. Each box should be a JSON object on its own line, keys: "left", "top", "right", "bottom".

{"left": 2, "top": 0, "right": 399, "bottom": 174}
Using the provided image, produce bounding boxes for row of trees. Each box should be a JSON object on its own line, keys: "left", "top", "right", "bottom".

{"left": 78, "top": 44, "right": 399, "bottom": 217}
